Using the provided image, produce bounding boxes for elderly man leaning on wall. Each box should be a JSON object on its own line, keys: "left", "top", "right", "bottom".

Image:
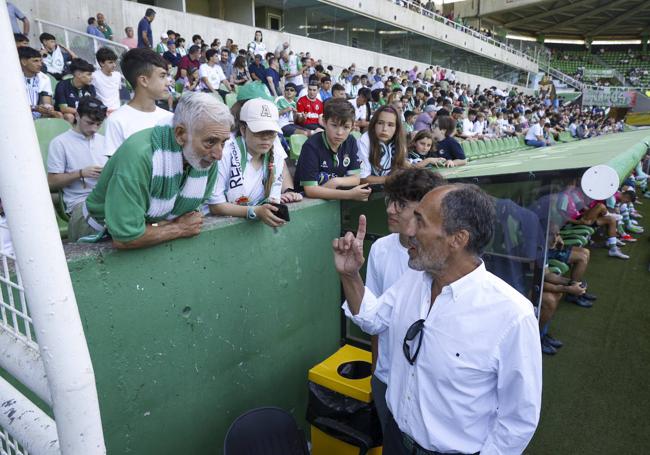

{"left": 68, "top": 93, "right": 233, "bottom": 249}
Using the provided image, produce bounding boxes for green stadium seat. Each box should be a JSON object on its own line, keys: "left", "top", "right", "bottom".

{"left": 225, "top": 93, "right": 238, "bottom": 108}
{"left": 289, "top": 134, "right": 308, "bottom": 160}
{"left": 35, "top": 119, "right": 71, "bottom": 167}
{"left": 548, "top": 259, "right": 570, "bottom": 275}
{"left": 350, "top": 131, "right": 361, "bottom": 140}
{"left": 476, "top": 140, "right": 488, "bottom": 158}
{"left": 461, "top": 141, "right": 474, "bottom": 160}
{"left": 494, "top": 138, "right": 505, "bottom": 154}
{"left": 469, "top": 140, "right": 480, "bottom": 159}
{"left": 34, "top": 119, "right": 72, "bottom": 232}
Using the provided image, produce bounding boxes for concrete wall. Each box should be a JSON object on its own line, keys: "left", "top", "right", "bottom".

{"left": 61, "top": 199, "right": 342, "bottom": 454}
{"left": 454, "top": 0, "right": 547, "bottom": 18}
{"left": 324, "top": 0, "right": 538, "bottom": 73}
{"left": 15, "top": 0, "right": 533, "bottom": 93}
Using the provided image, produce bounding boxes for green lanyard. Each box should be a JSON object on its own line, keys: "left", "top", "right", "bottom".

{"left": 236, "top": 136, "right": 270, "bottom": 183}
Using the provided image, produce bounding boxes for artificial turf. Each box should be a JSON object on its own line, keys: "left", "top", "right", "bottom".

{"left": 527, "top": 199, "right": 650, "bottom": 454}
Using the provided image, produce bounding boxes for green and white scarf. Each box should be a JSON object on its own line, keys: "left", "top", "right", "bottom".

{"left": 147, "top": 126, "right": 215, "bottom": 220}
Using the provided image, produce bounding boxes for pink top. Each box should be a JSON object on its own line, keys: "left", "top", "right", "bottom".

{"left": 120, "top": 37, "right": 137, "bottom": 49}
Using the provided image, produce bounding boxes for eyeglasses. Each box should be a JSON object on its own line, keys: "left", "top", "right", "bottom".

{"left": 285, "top": 88, "right": 296, "bottom": 92}
{"left": 402, "top": 319, "right": 425, "bottom": 365}
{"left": 384, "top": 196, "right": 408, "bottom": 213}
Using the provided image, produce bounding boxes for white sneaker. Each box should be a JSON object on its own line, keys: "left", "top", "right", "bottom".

{"left": 609, "top": 247, "right": 630, "bottom": 259}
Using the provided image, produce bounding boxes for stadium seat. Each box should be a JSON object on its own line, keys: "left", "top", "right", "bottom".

{"left": 34, "top": 119, "right": 72, "bottom": 232}
{"left": 350, "top": 131, "right": 362, "bottom": 140}
{"left": 476, "top": 140, "right": 489, "bottom": 158}
{"left": 461, "top": 141, "right": 474, "bottom": 161}
{"left": 225, "top": 93, "right": 237, "bottom": 108}
{"left": 548, "top": 259, "right": 570, "bottom": 275}
{"left": 289, "top": 134, "right": 308, "bottom": 160}
{"left": 469, "top": 140, "right": 481, "bottom": 160}
{"left": 35, "top": 118, "right": 71, "bottom": 167}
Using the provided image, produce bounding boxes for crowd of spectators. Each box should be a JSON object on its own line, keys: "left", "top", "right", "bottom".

{"left": 2, "top": 7, "right": 649, "bottom": 454}
{"left": 6, "top": 7, "right": 649, "bottom": 357}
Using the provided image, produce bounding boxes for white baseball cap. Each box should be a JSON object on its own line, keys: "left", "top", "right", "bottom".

{"left": 240, "top": 98, "right": 281, "bottom": 133}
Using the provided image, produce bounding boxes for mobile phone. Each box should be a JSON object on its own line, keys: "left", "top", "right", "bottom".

{"left": 271, "top": 203, "right": 290, "bottom": 222}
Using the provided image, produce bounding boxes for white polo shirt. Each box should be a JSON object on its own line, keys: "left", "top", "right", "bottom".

{"left": 47, "top": 129, "right": 108, "bottom": 212}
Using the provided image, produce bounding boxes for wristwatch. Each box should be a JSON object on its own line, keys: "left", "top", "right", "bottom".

{"left": 246, "top": 206, "right": 257, "bottom": 221}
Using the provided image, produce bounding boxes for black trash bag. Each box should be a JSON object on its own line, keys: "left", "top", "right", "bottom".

{"left": 306, "top": 379, "right": 382, "bottom": 455}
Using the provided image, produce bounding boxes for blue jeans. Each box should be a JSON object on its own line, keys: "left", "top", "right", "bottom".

{"left": 525, "top": 139, "right": 546, "bottom": 147}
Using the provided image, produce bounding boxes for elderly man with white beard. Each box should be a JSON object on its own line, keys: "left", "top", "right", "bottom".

{"left": 68, "top": 93, "right": 233, "bottom": 248}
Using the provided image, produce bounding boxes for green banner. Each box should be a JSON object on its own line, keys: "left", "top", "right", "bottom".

{"left": 582, "top": 90, "right": 637, "bottom": 107}
{"left": 584, "top": 68, "right": 617, "bottom": 79}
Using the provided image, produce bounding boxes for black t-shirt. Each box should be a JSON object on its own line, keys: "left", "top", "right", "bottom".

{"left": 436, "top": 136, "right": 465, "bottom": 161}
{"left": 54, "top": 79, "right": 96, "bottom": 110}
{"left": 294, "top": 132, "right": 361, "bottom": 191}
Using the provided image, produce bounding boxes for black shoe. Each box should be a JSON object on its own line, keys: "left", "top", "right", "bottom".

{"left": 544, "top": 334, "right": 564, "bottom": 349}
{"left": 541, "top": 339, "right": 557, "bottom": 355}
{"left": 565, "top": 294, "right": 593, "bottom": 308}
{"left": 582, "top": 292, "right": 597, "bottom": 301}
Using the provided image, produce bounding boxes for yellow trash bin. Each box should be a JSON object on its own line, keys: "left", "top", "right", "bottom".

{"left": 307, "top": 345, "right": 382, "bottom": 455}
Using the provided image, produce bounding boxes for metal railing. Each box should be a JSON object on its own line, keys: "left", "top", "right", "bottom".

{"left": 389, "top": 0, "right": 541, "bottom": 67}
{"left": 35, "top": 18, "right": 128, "bottom": 66}
{"left": 1, "top": 8, "right": 106, "bottom": 455}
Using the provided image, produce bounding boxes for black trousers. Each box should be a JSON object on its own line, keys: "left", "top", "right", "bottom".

{"left": 382, "top": 411, "right": 409, "bottom": 455}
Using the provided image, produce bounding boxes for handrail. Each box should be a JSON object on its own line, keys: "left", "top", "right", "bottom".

{"left": 389, "top": 0, "right": 539, "bottom": 66}
{"left": 35, "top": 18, "right": 128, "bottom": 58}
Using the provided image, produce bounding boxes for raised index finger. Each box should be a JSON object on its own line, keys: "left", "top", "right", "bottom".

{"left": 356, "top": 214, "right": 367, "bottom": 242}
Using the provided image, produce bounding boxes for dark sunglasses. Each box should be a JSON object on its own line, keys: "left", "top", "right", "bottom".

{"left": 403, "top": 319, "right": 425, "bottom": 365}
{"left": 85, "top": 101, "right": 107, "bottom": 112}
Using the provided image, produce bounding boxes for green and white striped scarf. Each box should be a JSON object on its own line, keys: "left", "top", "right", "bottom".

{"left": 147, "top": 126, "right": 215, "bottom": 220}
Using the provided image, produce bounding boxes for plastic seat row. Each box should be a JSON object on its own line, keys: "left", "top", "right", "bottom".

{"left": 288, "top": 130, "right": 362, "bottom": 161}
{"left": 460, "top": 136, "right": 532, "bottom": 161}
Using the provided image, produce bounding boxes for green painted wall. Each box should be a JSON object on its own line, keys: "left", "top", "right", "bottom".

{"left": 66, "top": 200, "right": 341, "bottom": 454}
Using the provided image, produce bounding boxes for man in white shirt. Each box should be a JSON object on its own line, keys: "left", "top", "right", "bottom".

{"left": 93, "top": 47, "right": 122, "bottom": 113}
{"left": 19, "top": 46, "right": 62, "bottom": 120}
{"left": 460, "top": 109, "right": 482, "bottom": 140}
{"left": 366, "top": 169, "right": 445, "bottom": 435}
{"left": 199, "top": 49, "right": 229, "bottom": 98}
{"left": 103, "top": 48, "right": 173, "bottom": 156}
{"left": 47, "top": 97, "right": 108, "bottom": 214}
{"left": 525, "top": 116, "right": 548, "bottom": 147}
{"left": 349, "top": 87, "right": 371, "bottom": 132}
{"left": 333, "top": 184, "right": 542, "bottom": 455}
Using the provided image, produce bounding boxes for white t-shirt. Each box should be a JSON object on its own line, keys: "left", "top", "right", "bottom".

{"left": 47, "top": 129, "right": 108, "bottom": 212}
{"left": 25, "top": 72, "right": 53, "bottom": 118}
{"left": 461, "top": 118, "right": 477, "bottom": 137}
{"left": 103, "top": 104, "right": 173, "bottom": 156}
{"left": 525, "top": 123, "right": 543, "bottom": 141}
{"left": 198, "top": 63, "right": 226, "bottom": 91}
{"left": 356, "top": 133, "right": 394, "bottom": 178}
{"left": 349, "top": 98, "right": 369, "bottom": 122}
{"left": 92, "top": 70, "right": 122, "bottom": 111}
{"left": 209, "top": 135, "right": 287, "bottom": 206}
{"left": 280, "top": 56, "right": 303, "bottom": 87}
{"left": 248, "top": 41, "right": 267, "bottom": 57}
{"left": 365, "top": 233, "right": 410, "bottom": 384}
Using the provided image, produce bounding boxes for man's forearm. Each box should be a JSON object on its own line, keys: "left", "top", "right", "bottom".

{"left": 340, "top": 272, "right": 365, "bottom": 315}
{"left": 112, "top": 221, "right": 188, "bottom": 250}
{"left": 48, "top": 172, "right": 81, "bottom": 190}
